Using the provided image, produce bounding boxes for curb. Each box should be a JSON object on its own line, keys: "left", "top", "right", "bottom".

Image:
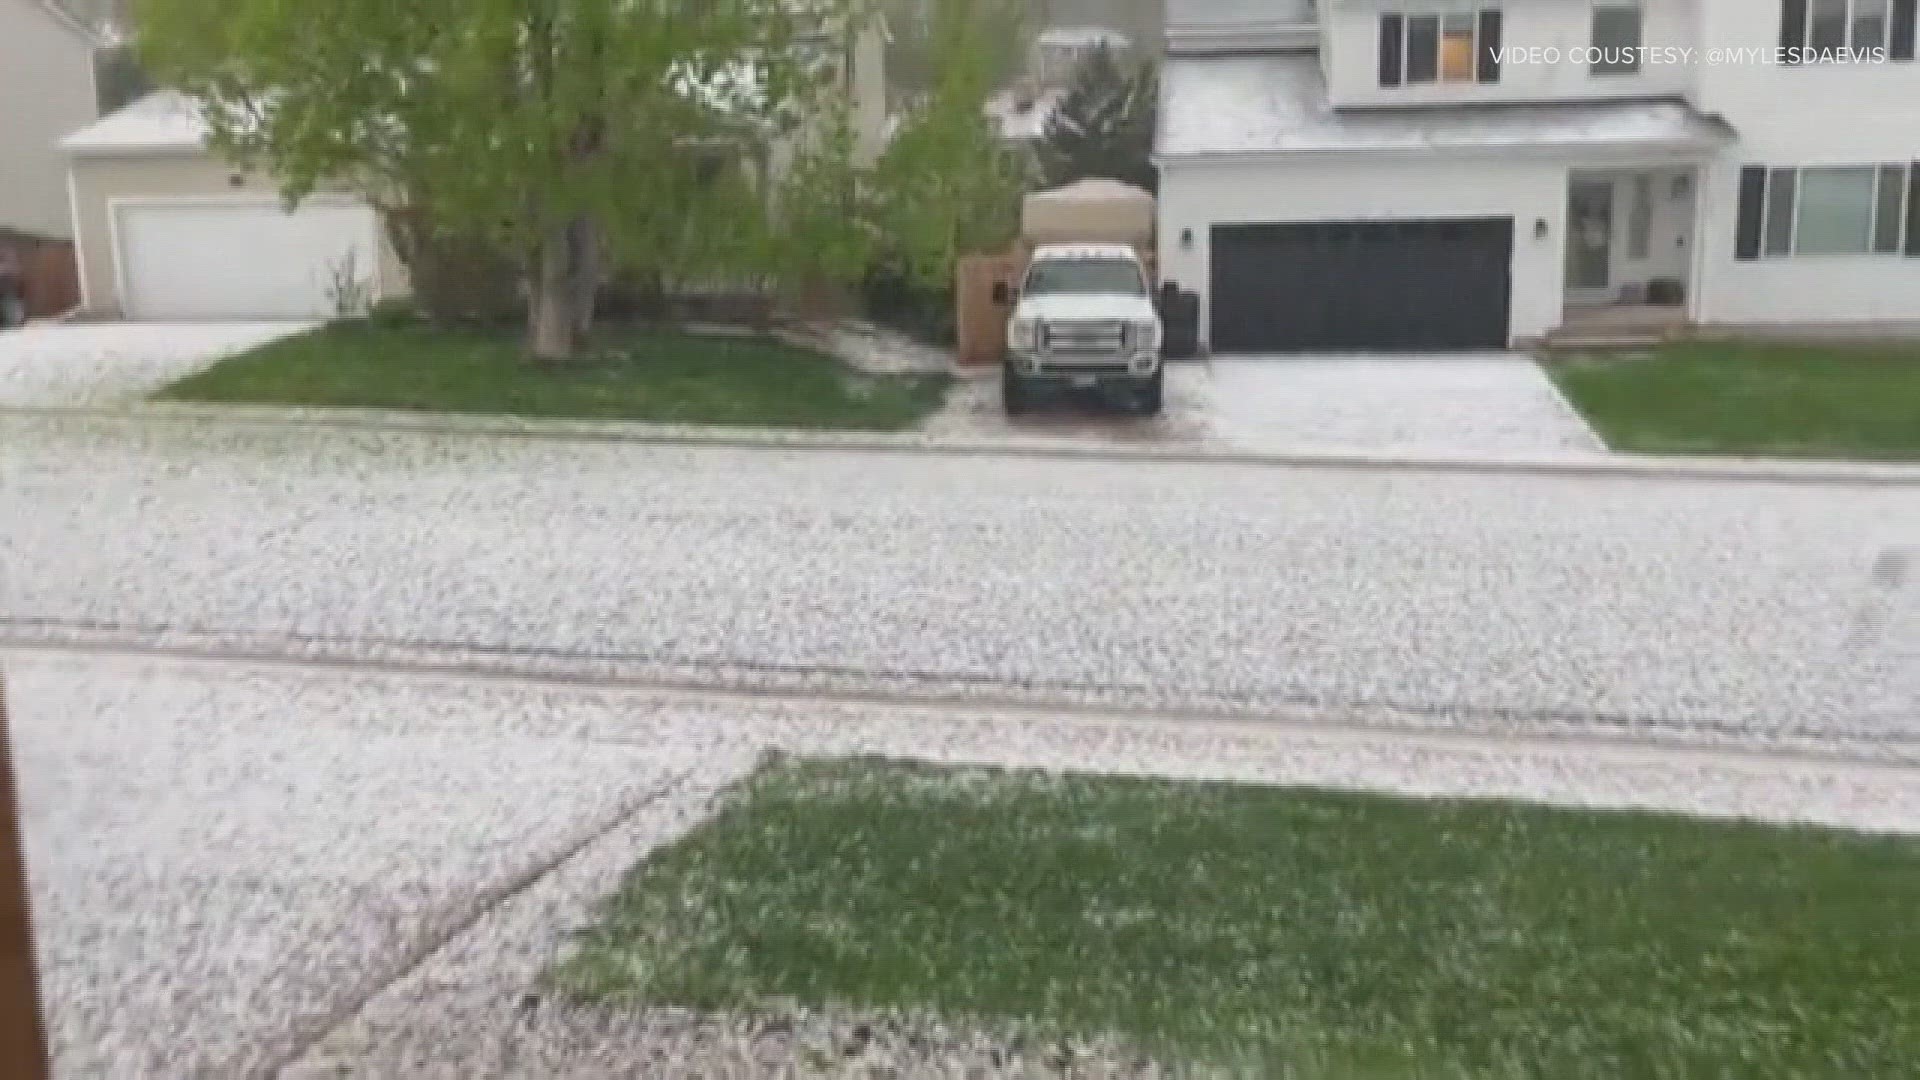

{"left": 7, "top": 400, "right": 1920, "bottom": 485}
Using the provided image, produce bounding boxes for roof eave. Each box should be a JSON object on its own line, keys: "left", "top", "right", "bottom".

{"left": 1156, "top": 136, "right": 1732, "bottom": 167}
{"left": 36, "top": 0, "right": 107, "bottom": 47}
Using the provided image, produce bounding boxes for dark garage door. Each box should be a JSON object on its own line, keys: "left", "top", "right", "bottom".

{"left": 1210, "top": 218, "right": 1513, "bottom": 352}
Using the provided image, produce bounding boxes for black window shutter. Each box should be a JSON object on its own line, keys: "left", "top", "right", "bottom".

{"left": 1907, "top": 163, "right": 1920, "bottom": 256}
{"left": 1478, "top": 11, "right": 1503, "bottom": 84}
{"left": 1736, "top": 166, "right": 1768, "bottom": 261}
{"left": 1380, "top": 14, "right": 1405, "bottom": 87}
{"left": 1893, "top": 0, "right": 1917, "bottom": 61}
{"left": 1780, "top": 0, "right": 1808, "bottom": 61}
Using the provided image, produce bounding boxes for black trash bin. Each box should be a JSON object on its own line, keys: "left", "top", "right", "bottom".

{"left": 1158, "top": 282, "right": 1200, "bottom": 360}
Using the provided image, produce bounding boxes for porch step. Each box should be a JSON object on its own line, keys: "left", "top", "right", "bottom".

{"left": 1540, "top": 331, "right": 1671, "bottom": 353}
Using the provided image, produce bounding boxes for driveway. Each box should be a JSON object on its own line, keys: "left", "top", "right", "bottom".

{"left": 925, "top": 353, "right": 1606, "bottom": 455}
{"left": 0, "top": 322, "right": 308, "bottom": 407}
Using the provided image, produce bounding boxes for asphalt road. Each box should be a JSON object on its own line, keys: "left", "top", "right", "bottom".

{"left": 3, "top": 412, "right": 1916, "bottom": 756}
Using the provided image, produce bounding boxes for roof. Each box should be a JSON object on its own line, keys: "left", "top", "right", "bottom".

{"left": 985, "top": 86, "right": 1065, "bottom": 142}
{"left": 1037, "top": 26, "right": 1133, "bottom": 50}
{"left": 1167, "top": 0, "right": 1316, "bottom": 33}
{"left": 1158, "top": 52, "right": 1737, "bottom": 160}
{"left": 30, "top": 0, "right": 109, "bottom": 46}
{"left": 1029, "top": 178, "right": 1154, "bottom": 205}
{"left": 1030, "top": 242, "right": 1141, "bottom": 261}
{"left": 64, "top": 89, "right": 209, "bottom": 154}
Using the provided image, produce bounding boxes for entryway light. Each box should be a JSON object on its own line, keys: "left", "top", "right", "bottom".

{"left": 1534, "top": 218, "right": 1549, "bottom": 239}
{"left": 1180, "top": 228, "right": 1194, "bottom": 249}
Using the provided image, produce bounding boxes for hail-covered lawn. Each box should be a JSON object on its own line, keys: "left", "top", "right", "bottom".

{"left": 556, "top": 758, "right": 1920, "bottom": 1078}
{"left": 160, "top": 322, "right": 950, "bottom": 430}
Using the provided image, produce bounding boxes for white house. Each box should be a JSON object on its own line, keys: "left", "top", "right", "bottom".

{"left": 0, "top": 0, "right": 105, "bottom": 239}
{"left": 1155, "top": 0, "right": 1920, "bottom": 352}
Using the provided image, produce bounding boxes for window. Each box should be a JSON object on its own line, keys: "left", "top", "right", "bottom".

{"left": 1438, "top": 14, "right": 1477, "bottom": 81}
{"left": 1796, "top": 168, "right": 1877, "bottom": 253}
{"left": 1755, "top": 165, "right": 1911, "bottom": 256}
{"left": 1802, "top": 0, "right": 1891, "bottom": 52}
{"left": 1023, "top": 259, "right": 1147, "bottom": 297}
{"left": 1591, "top": 5, "right": 1644, "bottom": 74}
{"left": 1628, "top": 175, "right": 1654, "bottom": 259}
{"left": 1380, "top": 11, "right": 1502, "bottom": 86}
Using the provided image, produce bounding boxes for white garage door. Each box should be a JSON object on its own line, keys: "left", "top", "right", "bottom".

{"left": 115, "top": 199, "right": 379, "bottom": 320}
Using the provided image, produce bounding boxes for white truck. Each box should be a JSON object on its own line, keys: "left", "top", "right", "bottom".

{"left": 998, "top": 243, "right": 1164, "bottom": 416}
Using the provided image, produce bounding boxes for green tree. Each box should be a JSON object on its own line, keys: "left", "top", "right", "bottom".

{"left": 869, "top": 0, "right": 1029, "bottom": 293}
{"left": 136, "top": 0, "right": 871, "bottom": 360}
{"left": 1037, "top": 46, "right": 1158, "bottom": 194}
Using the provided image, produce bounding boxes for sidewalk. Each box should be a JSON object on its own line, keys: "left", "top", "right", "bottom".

{"left": 14, "top": 649, "right": 1920, "bottom": 1076}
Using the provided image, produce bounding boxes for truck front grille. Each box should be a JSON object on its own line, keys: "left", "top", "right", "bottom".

{"left": 1041, "top": 319, "right": 1127, "bottom": 354}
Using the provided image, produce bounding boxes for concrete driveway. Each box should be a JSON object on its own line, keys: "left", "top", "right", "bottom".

{"left": 0, "top": 322, "right": 309, "bottom": 407}
{"left": 926, "top": 353, "right": 1606, "bottom": 455}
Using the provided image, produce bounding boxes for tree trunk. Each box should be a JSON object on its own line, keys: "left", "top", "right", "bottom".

{"left": 527, "top": 224, "right": 580, "bottom": 362}
{"left": 567, "top": 217, "right": 599, "bottom": 343}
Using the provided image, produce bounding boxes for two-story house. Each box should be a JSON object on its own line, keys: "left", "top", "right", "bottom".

{"left": 1155, "top": 0, "right": 1920, "bottom": 352}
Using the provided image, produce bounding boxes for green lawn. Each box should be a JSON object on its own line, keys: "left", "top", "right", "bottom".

{"left": 160, "top": 323, "right": 949, "bottom": 430}
{"left": 1548, "top": 342, "right": 1920, "bottom": 460}
{"left": 556, "top": 758, "right": 1920, "bottom": 1079}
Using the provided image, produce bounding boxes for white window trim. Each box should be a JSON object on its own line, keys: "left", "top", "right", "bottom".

{"left": 1398, "top": 9, "right": 1490, "bottom": 86}
{"left": 1759, "top": 163, "right": 1910, "bottom": 259}
{"left": 1803, "top": 0, "right": 1892, "bottom": 57}
{"left": 1590, "top": 4, "right": 1644, "bottom": 77}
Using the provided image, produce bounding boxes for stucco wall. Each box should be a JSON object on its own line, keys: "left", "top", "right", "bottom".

{"left": 1689, "top": 5, "right": 1920, "bottom": 324}
{"left": 1157, "top": 154, "right": 1570, "bottom": 348}
{"left": 0, "top": 0, "right": 98, "bottom": 237}
{"left": 68, "top": 151, "right": 409, "bottom": 317}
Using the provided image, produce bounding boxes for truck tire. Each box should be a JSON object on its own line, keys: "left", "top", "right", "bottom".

{"left": 0, "top": 289, "right": 23, "bottom": 330}
{"left": 1133, "top": 365, "right": 1164, "bottom": 417}
{"left": 1002, "top": 364, "right": 1032, "bottom": 416}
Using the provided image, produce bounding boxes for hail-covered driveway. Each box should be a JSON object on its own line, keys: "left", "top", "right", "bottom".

{"left": 0, "top": 322, "right": 307, "bottom": 407}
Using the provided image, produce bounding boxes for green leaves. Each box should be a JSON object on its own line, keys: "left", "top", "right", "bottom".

{"left": 867, "top": 0, "right": 1030, "bottom": 290}
{"left": 136, "top": 0, "right": 875, "bottom": 298}
{"left": 1037, "top": 46, "right": 1158, "bottom": 195}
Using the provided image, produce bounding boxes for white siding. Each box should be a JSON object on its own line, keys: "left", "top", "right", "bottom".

{"left": 1691, "top": 3, "right": 1920, "bottom": 324}
{"left": 0, "top": 0, "right": 98, "bottom": 237}
{"left": 1157, "top": 155, "right": 1571, "bottom": 347}
{"left": 1325, "top": 0, "right": 1700, "bottom": 109}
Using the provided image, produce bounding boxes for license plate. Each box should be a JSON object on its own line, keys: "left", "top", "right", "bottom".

{"left": 1069, "top": 374, "right": 1097, "bottom": 388}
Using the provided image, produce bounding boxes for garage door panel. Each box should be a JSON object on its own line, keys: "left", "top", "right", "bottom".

{"left": 116, "top": 201, "right": 378, "bottom": 321}
{"left": 1210, "top": 218, "right": 1512, "bottom": 353}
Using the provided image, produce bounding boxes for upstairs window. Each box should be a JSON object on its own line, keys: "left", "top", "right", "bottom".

{"left": 1380, "top": 10, "right": 1503, "bottom": 87}
{"left": 1781, "top": 0, "right": 1918, "bottom": 62}
{"left": 1591, "top": 5, "right": 1644, "bottom": 75}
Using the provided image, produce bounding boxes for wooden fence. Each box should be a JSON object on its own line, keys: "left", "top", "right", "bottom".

{"left": 0, "top": 234, "right": 80, "bottom": 319}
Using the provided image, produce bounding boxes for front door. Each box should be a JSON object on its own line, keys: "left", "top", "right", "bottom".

{"left": 1566, "top": 179, "right": 1615, "bottom": 298}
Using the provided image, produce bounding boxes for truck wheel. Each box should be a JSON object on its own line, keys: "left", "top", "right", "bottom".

{"left": 1133, "top": 366, "right": 1164, "bottom": 417}
{"left": 0, "top": 290, "right": 24, "bottom": 330}
{"left": 1002, "top": 365, "right": 1032, "bottom": 416}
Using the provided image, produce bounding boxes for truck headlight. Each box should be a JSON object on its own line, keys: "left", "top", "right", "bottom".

{"left": 1132, "top": 319, "right": 1162, "bottom": 352}
{"left": 1008, "top": 317, "right": 1039, "bottom": 352}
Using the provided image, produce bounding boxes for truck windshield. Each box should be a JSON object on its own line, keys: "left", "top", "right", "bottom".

{"left": 1024, "top": 258, "right": 1146, "bottom": 297}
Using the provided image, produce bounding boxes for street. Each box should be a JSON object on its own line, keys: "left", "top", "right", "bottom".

{"left": 4, "top": 411, "right": 1920, "bottom": 1075}
{"left": 4, "top": 412, "right": 1917, "bottom": 753}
